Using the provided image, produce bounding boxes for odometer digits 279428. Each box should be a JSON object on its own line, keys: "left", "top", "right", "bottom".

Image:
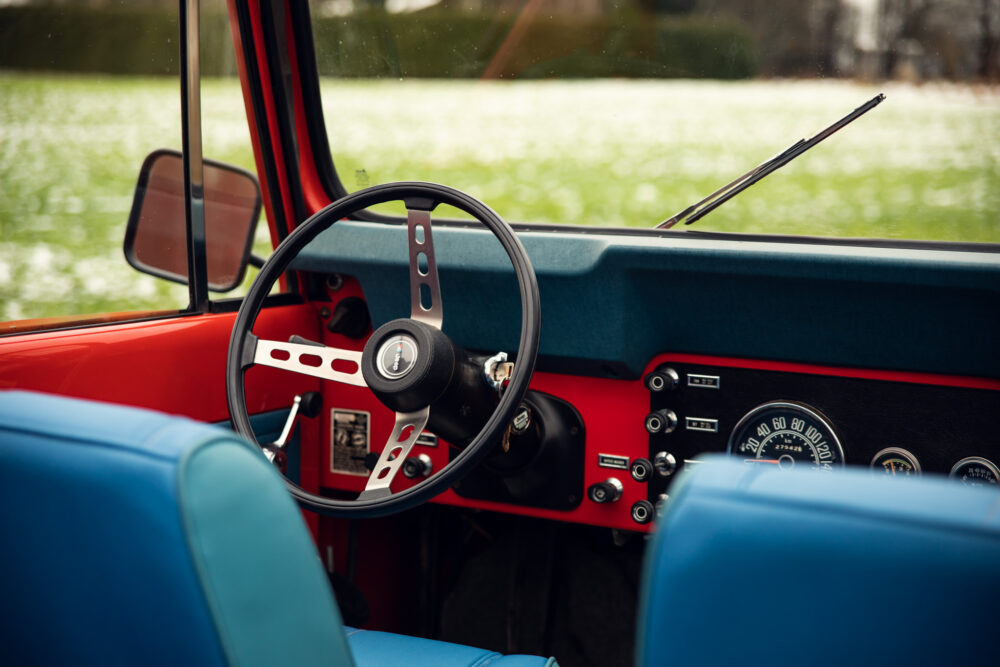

{"left": 728, "top": 401, "right": 844, "bottom": 471}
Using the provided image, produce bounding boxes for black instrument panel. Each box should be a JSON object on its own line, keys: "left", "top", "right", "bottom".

{"left": 646, "top": 361, "right": 1000, "bottom": 501}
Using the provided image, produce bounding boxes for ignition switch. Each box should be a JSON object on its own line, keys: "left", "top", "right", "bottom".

{"left": 402, "top": 453, "right": 433, "bottom": 479}
{"left": 587, "top": 477, "right": 624, "bottom": 504}
{"left": 653, "top": 451, "right": 677, "bottom": 477}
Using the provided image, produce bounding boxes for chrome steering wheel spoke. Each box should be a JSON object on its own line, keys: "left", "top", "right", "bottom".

{"left": 358, "top": 407, "right": 431, "bottom": 500}
{"left": 251, "top": 336, "right": 367, "bottom": 387}
{"left": 408, "top": 207, "right": 443, "bottom": 330}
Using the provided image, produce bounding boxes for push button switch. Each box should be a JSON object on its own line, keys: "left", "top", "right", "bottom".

{"left": 645, "top": 409, "right": 677, "bottom": 435}
{"left": 630, "top": 457, "right": 653, "bottom": 482}
{"left": 631, "top": 500, "right": 655, "bottom": 524}
{"left": 645, "top": 367, "right": 679, "bottom": 392}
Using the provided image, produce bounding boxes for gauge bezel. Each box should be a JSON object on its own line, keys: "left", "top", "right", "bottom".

{"left": 949, "top": 456, "right": 1000, "bottom": 485}
{"left": 727, "top": 400, "right": 845, "bottom": 469}
{"left": 870, "top": 447, "right": 921, "bottom": 475}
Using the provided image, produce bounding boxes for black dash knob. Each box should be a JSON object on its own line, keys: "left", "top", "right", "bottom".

{"left": 644, "top": 367, "right": 679, "bottom": 392}
{"left": 631, "top": 500, "right": 655, "bottom": 524}
{"left": 645, "top": 409, "right": 677, "bottom": 435}
{"left": 630, "top": 458, "right": 653, "bottom": 482}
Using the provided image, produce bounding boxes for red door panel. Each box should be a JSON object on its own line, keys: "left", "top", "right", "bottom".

{"left": 0, "top": 304, "right": 321, "bottom": 422}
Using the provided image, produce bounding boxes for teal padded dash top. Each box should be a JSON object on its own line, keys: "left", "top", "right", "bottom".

{"left": 293, "top": 220, "right": 1000, "bottom": 380}
{"left": 0, "top": 391, "right": 558, "bottom": 667}
{"left": 637, "top": 456, "right": 1000, "bottom": 667}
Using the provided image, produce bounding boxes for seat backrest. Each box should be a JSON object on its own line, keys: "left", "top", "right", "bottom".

{"left": 637, "top": 456, "right": 1000, "bottom": 667}
{"left": 0, "top": 390, "right": 354, "bottom": 667}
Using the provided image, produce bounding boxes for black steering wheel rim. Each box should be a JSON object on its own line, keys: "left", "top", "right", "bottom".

{"left": 226, "top": 182, "right": 541, "bottom": 518}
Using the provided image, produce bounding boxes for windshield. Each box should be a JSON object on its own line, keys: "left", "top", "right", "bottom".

{"left": 308, "top": 1, "right": 999, "bottom": 243}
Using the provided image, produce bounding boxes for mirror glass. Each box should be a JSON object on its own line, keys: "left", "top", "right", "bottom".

{"left": 124, "top": 150, "right": 261, "bottom": 292}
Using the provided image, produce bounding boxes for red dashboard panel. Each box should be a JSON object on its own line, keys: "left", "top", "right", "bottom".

{"left": 318, "top": 349, "right": 1000, "bottom": 534}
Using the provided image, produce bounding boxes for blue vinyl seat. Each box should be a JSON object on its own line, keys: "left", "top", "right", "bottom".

{"left": 0, "top": 390, "right": 556, "bottom": 667}
{"left": 637, "top": 456, "right": 1000, "bottom": 667}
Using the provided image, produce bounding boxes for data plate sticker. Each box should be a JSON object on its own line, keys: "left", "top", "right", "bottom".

{"left": 331, "top": 409, "right": 370, "bottom": 476}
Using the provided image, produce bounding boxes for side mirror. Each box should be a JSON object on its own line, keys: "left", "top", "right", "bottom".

{"left": 124, "top": 149, "right": 262, "bottom": 293}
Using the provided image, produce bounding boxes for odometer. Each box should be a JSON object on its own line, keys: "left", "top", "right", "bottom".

{"left": 728, "top": 401, "right": 844, "bottom": 471}
{"left": 949, "top": 457, "right": 1000, "bottom": 488}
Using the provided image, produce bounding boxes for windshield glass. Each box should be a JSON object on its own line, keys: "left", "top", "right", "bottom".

{"left": 309, "top": 0, "right": 999, "bottom": 243}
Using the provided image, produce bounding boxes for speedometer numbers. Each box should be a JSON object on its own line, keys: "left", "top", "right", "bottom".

{"left": 728, "top": 401, "right": 844, "bottom": 471}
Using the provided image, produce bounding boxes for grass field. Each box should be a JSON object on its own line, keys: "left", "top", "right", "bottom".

{"left": 1, "top": 74, "right": 998, "bottom": 320}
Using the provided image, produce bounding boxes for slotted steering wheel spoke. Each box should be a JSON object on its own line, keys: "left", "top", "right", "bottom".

{"left": 358, "top": 407, "right": 431, "bottom": 500}
{"left": 408, "top": 207, "right": 443, "bottom": 330}
{"left": 251, "top": 336, "right": 367, "bottom": 387}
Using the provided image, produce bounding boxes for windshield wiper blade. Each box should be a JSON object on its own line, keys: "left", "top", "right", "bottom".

{"left": 657, "top": 93, "right": 885, "bottom": 230}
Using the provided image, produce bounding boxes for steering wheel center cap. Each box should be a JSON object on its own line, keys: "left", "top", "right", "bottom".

{"left": 376, "top": 334, "right": 419, "bottom": 380}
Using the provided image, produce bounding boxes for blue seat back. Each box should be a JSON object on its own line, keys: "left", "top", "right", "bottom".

{"left": 637, "top": 457, "right": 1000, "bottom": 667}
{"left": 0, "top": 390, "right": 354, "bottom": 667}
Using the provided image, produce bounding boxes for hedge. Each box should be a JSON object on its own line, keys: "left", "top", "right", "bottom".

{"left": 1, "top": 6, "right": 756, "bottom": 80}
{"left": 0, "top": 6, "right": 234, "bottom": 76}
{"left": 312, "top": 11, "right": 755, "bottom": 79}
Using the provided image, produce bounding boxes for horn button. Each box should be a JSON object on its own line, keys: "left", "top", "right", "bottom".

{"left": 361, "top": 319, "right": 457, "bottom": 414}
{"left": 376, "top": 334, "right": 419, "bottom": 379}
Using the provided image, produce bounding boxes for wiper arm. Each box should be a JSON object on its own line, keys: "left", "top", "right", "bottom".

{"left": 657, "top": 93, "right": 885, "bottom": 230}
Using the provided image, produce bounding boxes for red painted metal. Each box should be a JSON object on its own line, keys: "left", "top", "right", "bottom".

{"left": 313, "top": 322, "right": 1000, "bottom": 534}
{"left": 0, "top": 305, "right": 322, "bottom": 421}
{"left": 246, "top": 0, "right": 300, "bottom": 235}
{"left": 227, "top": 0, "right": 284, "bottom": 253}
{"left": 283, "top": 3, "right": 331, "bottom": 216}
{"left": 433, "top": 369, "right": 654, "bottom": 532}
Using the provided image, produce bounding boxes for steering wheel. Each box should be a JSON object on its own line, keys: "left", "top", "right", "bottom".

{"left": 226, "top": 182, "right": 540, "bottom": 518}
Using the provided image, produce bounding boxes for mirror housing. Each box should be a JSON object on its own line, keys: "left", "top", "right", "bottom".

{"left": 124, "top": 149, "right": 261, "bottom": 293}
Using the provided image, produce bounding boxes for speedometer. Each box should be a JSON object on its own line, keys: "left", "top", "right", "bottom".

{"left": 728, "top": 401, "right": 844, "bottom": 471}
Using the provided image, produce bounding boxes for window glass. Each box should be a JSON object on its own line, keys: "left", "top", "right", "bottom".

{"left": 0, "top": 0, "right": 264, "bottom": 323}
{"left": 309, "top": 0, "right": 999, "bottom": 243}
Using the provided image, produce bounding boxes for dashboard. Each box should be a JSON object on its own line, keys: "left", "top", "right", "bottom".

{"left": 291, "top": 220, "right": 1000, "bottom": 532}
{"left": 4, "top": 218, "right": 998, "bottom": 539}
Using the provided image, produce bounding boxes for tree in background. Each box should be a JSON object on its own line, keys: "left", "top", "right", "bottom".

{"left": 975, "top": 0, "right": 999, "bottom": 79}
{"left": 875, "top": 0, "right": 999, "bottom": 80}
{"left": 690, "top": 0, "right": 857, "bottom": 77}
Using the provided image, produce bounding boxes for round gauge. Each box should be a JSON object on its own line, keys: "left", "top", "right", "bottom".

{"left": 949, "top": 457, "right": 1000, "bottom": 488}
{"left": 728, "top": 401, "right": 844, "bottom": 471}
{"left": 871, "top": 447, "right": 921, "bottom": 477}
